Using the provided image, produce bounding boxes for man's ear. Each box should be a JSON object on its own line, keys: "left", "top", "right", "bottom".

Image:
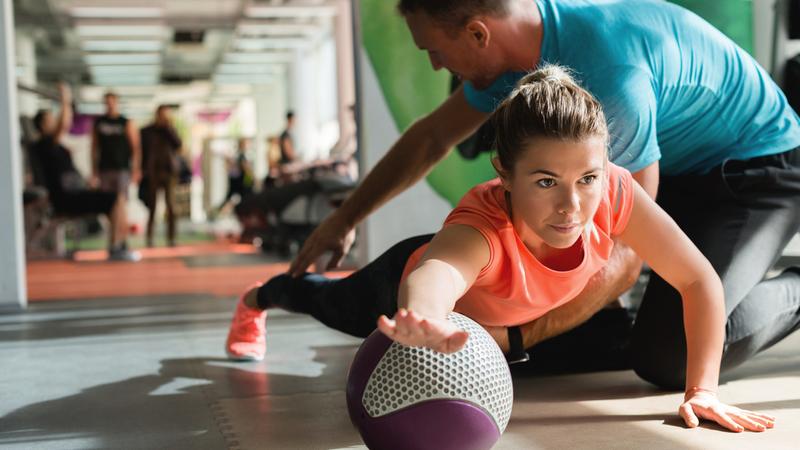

{"left": 491, "top": 156, "right": 512, "bottom": 190}
{"left": 465, "top": 19, "right": 490, "bottom": 49}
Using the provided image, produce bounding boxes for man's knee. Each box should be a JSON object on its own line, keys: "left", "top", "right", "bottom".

{"left": 630, "top": 339, "right": 686, "bottom": 390}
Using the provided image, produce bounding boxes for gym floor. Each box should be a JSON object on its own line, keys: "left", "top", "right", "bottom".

{"left": 2, "top": 242, "right": 799, "bottom": 449}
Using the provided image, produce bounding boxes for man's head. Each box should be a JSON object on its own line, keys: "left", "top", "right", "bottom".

{"left": 238, "top": 137, "right": 252, "bottom": 152}
{"left": 33, "top": 110, "right": 55, "bottom": 136}
{"left": 104, "top": 92, "right": 120, "bottom": 115}
{"left": 286, "top": 111, "right": 295, "bottom": 127}
{"left": 154, "top": 104, "right": 171, "bottom": 125}
{"left": 398, "top": 0, "right": 513, "bottom": 89}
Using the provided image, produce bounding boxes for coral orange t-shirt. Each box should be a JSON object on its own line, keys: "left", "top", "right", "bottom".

{"left": 401, "top": 163, "right": 635, "bottom": 327}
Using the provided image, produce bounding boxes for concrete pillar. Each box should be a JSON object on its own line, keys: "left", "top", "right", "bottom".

{"left": 334, "top": 0, "right": 356, "bottom": 144}
{"left": 0, "top": 0, "right": 27, "bottom": 310}
{"left": 290, "top": 47, "right": 321, "bottom": 160}
{"left": 253, "top": 77, "right": 288, "bottom": 181}
{"left": 14, "top": 29, "right": 36, "bottom": 116}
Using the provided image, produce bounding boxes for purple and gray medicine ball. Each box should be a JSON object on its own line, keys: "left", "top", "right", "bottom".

{"left": 346, "top": 313, "right": 513, "bottom": 450}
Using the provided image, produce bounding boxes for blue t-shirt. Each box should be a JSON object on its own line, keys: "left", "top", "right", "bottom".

{"left": 464, "top": 0, "right": 800, "bottom": 175}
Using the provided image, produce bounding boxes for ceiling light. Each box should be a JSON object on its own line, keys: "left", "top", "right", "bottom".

{"left": 244, "top": 5, "right": 336, "bottom": 19}
{"left": 84, "top": 53, "right": 161, "bottom": 65}
{"left": 81, "top": 40, "right": 163, "bottom": 52}
{"left": 92, "top": 75, "right": 160, "bottom": 86}
{"left": 76, "top": 25, "right": 167, "bottom": 38}
{"left": 90, "top": 65, "right": 160, "bottom": 75}
{"left": 223, "top": 52, "right": 292, "bottom": 64}
{"left": 237, "top": 21, "right": 321, "bottom": 36}
{"left": 71, "top": 7, "right": 163, "bottom": 19}
{"left": 213, "top": 73, "right": 276, "bottom": 85}
{"left": 233, "top": 37, "right": 308, "bottom": 51}
{"left": 216, "top": 64, "right": 282, "bottom": 75}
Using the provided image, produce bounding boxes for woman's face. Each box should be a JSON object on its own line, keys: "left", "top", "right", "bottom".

{"left": 500, "top": 136, "right": 607, "bottom": 257}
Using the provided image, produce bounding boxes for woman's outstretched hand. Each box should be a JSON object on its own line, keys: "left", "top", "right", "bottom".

{"left": 679, "top": 390, "right": 775, "bottom": 432}
{"left": 377, "top": 309, "right": 469, "bottom": 354}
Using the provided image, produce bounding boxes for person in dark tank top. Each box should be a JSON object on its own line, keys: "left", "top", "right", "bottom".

{"left": 91, "top": 92, "right": 142, "bottom": 250}
{"left": 91, "top": 91, "right": 142, "bottom": 199}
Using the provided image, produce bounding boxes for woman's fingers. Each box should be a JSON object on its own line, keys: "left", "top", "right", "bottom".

{"left": 384, "top": 309, "right": 431, "bottom": 346}
{"left": 729, "top": 408, "right": 774, "bottom": 430}
{"left": 395, "top": 309, "right": 422, "bottom": 336}
{"left": 418, "top": 317, "right": 434, "bottom": 335}
{"left": 377, "top": 315, "right": 396, "bottom": 336}
{"left": 445, "top": 330, "right": 469, "bottom": 353}
{"left": 679, "top": 403, "right": 699, "bottom": 428}
{"left": 746, "top": 411, "right": 776, "bottom": 425}
{"left": 707, "top": 407, "right": 744, "bottom": 433}
{"left": 380, "top": 310, "right": 468, "bottom": 353}
{"left": 682, "top": 399, "right": 776, "bottom": 433}
{"left": 729, "top": 411, "right": 767, "bottom": 432}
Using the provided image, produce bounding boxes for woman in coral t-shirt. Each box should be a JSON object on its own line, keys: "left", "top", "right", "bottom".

{"left": 226, "top": 66, "right": 773, "bottom": 432}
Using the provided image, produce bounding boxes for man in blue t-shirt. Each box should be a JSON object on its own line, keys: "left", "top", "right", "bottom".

{"left": 291, "top": 0, "right": 800, "bottom": 396}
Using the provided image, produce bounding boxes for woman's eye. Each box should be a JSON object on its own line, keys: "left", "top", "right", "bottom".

{"left": 536, "top": 178, "right": 556, "bottom": 188}
{"left": 580, "top": 175, "right": 597, "bottom": 185}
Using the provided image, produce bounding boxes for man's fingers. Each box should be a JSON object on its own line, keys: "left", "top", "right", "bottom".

{"left": 289, "top": 243, "right": 315, "bottom": 277}
{"left": 326, "top": 248, "right": 345, "bottom": 271}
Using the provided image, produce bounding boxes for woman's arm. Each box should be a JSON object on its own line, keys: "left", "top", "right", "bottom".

{"left": 377, "top": 224, "right": 490, "bottom": 353}
{"left": 619, "top": 182, "right": 774, "bottom": 432}
{"left": 619, "top": 182, "right": 724, "bottom": 393}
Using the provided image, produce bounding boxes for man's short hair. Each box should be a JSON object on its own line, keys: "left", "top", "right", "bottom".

{"left": 397, "top": 0, "right": 510, "bottom": 28}
{"left": 104, "top": 91, "right": 118, "bottom": 100}
{"left": 286, "top": 111, "right": 295, "bottom": 120}
{"left": 33, "top": 109, "right": 49, "bottom": 133}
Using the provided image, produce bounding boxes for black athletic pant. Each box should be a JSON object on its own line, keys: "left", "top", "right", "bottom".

{"left": 630, "top": 147, "right": 800, "bottom": 388}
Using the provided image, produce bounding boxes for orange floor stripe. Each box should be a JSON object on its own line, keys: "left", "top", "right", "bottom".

{"left": 27, "top": 243, "right": 349, "bottom": 302}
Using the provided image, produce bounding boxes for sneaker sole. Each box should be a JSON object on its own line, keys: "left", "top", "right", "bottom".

{"left": 226, "top": 349, "right": 264, "bottom": 362}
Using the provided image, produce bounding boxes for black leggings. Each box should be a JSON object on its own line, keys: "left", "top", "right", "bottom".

{"left": 257, "top": 148, "right": 800, "bottom": 389}
{"left": 258, "top": 234, "right": 431, "bottom": 338}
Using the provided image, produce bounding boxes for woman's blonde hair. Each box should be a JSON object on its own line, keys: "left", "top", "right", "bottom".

{"left": 491, "top": 65, "right": 608, "bottom": 172}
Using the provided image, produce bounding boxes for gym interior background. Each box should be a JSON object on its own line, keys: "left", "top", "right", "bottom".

{"left": 0, "top": 1, "right": 799, "bottom": 449}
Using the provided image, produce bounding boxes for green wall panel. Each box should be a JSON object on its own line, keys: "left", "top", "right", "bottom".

{"left": 670, "top": 0, "right": 754, "bottom": 54}
{"left": 360, "top": 0, "right": 496, "bottom": 207}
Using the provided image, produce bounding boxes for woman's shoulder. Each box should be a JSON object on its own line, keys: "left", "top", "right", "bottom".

{"left": 445, "top": 179, "right": 510, "bottom": 230}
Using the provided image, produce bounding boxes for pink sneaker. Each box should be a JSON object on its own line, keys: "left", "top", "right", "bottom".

{"left": 226, "top": 283, "right": 267, "bottom": 361}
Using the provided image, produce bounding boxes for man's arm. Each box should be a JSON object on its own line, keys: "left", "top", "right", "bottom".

{"left": 517, "top": 243, "right": 641, "bottom": 350}
{"left": 166, "top": 126, "right": 182, "bottom": 150}
{"left": 126, "top": 120, "right": 142, "bottom": 182}
{"left": 281, "top": 136, "right": 297, "bottom": 162}
{"left": 90, "top": 125, "right": 100, "bottom": 183}
{"left": 631, "top": 162, "right": 659, "bottom": 199}
{"left": 289, "top": 87, "right": 489, "bottom": 275}
{"left": 489, "top": 162, "right": 660, "bottom": 352}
